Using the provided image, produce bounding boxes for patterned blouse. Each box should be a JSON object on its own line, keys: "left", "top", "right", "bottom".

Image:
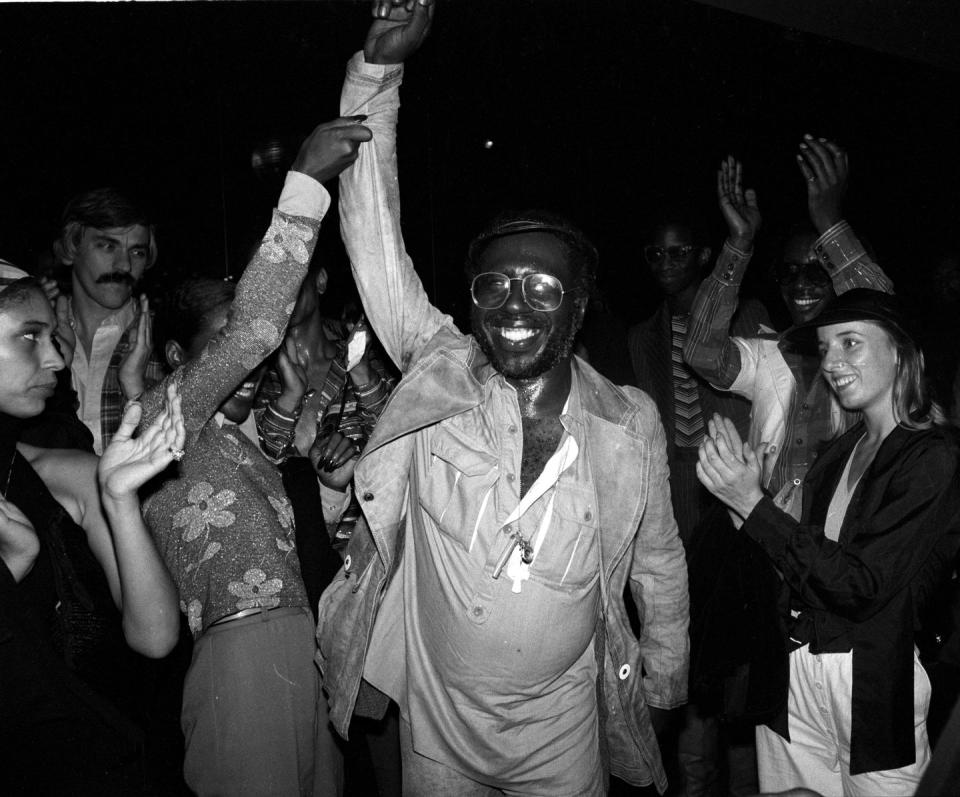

{"left": 140, "top": 178, "right": 327, "bottom": 637}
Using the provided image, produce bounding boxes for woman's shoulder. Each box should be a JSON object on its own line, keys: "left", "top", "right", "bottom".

{"left": 17, "top": 443, "right": 97, "bottom": 522}
{"left": 889, "top": 424, "right": 960, "bottom": 478}
{"left": 18, "top": 442, "right": 97, "bottom": 476}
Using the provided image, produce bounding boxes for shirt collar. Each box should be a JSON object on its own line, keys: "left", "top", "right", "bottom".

{"left": 482, "top": 360, "right": 583, "bottom": 437}
{"left": 68, "top": 296, "right": 137, "bottom": 331}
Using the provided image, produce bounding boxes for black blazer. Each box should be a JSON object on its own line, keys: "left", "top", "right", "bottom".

{"left": 744, "top": 423, "right": 960, "bottom": 774}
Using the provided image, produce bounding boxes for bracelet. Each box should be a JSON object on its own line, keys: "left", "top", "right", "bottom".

{"left": 352, "top": 375, "right": 383, "bottom": 395}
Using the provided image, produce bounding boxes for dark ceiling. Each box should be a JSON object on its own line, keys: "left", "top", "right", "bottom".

{"left": 2, "top": 0, "right": 959, "bottom": 328}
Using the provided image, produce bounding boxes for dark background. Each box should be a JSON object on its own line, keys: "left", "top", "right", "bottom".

{"left": 2, "top": 0, "right": 959, "bottom": 334}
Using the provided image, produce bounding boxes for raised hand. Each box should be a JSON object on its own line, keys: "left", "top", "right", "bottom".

{"left": 99, "top": 381, "right": 186, "bottom": 502}
{"left": 118, "top": 294, "right": 153, "bottom": 402}
{"left": 365, "top": 0, "right": 435, "bottom": 65}
{"left": 291, "top": 117, "right": 374, "bottom": 184}
{"left": 0, "top": 495, "right": 39, "bottom": 582}
{"left": 717, "top": 156, "right": 761, "bottom": 250}
{"left": 696, "top": 413, "right": 765, "bottom": 520}
{"left": 54, "top": 294, "right": 76, "bottom": 368}
{"left": 797, "top": 134, "right": 848, "bottom": 233}
{"left": 274, "top": 334, "right": 308, "bottom": 415}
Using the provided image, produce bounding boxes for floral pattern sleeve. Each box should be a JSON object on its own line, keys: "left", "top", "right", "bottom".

{"left": 141, "top": 209, "right": 321, "bottom": 443}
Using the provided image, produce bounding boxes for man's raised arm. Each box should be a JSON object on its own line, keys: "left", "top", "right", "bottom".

{"left": 684, "top": 157, "right": 760, "bottom": 391}
{"left": 796, "top": 136, "right": 893, "bottom": 295}
{"left": 339, "top": 0, "right": 450, "bottom": 373}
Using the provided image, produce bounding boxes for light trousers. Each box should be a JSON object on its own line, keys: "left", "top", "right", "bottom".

{"left": 756, "top": 644, "right": 931, "bottom": 797}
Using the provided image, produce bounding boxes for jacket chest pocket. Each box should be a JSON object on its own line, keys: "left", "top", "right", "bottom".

{"left": 418, "top": 426, "right": 499, "bottom": 552}
{"left": 536, "top": 483, "right": 600, "bottom": 588}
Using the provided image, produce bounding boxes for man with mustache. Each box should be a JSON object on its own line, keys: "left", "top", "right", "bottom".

{"left": 316, "top": 2, "right": 688, "bottom": 794}
{"left": 53, "top": 187, "right": 165, "bottom": 453}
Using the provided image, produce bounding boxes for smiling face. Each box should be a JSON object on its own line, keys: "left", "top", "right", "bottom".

{"left": 181, "top": 302, "right": 267, "bottom": 423}
{"left": 470, "top": 231, "right": 585, "bottom": 382}
{"left": 779, "top": 232, "right": 836, "bottom": 325}
{"left": 0, "top": 287, "right": 66, "bottom": 418}
{"left": 818, "top": 320, "right": 898, "bottom": 420}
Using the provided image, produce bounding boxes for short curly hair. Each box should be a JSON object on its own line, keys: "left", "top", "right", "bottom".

{"left": 464, "top": 209, "right": 598, "bottom": 303}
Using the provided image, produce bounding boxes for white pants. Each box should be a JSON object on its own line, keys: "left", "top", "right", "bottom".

{"left": 756, "top": 644, "right": 931, "bottom": 797}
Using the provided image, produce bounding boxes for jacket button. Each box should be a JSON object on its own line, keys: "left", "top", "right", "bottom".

{"left": 618, "top": 664, "right": 631, "bottom": 680}
{"left": 362, "top": 492, "right": 374, "bottom": 502}
{"left": 344, "top": 555, "right": 352, "bottom": 572}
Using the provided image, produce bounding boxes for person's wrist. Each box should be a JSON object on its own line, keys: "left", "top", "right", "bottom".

{"left": 349, "top": 363, "right": 373, "bottom": 384}
{"left": 736, "top": 490, "right": 764, "bottom": 521}
{"left": 727, "top": 235, "right": 754, "bottom": 252}
{"left": 121, "top": 382, "right": 145, "bottom": 402}
{"left": 100, "top": 485, "right": 140, "bottom": 509}
{"left": 275, "top": 391, "right": 304, "bottom": 416}
{"left": 811, "top": 208, "right": 841, "bottom": 235}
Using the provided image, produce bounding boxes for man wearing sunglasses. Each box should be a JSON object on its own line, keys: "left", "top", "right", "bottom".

{"left": 315, "top": 3, "right": 689, "bottom": 795}
{"left": 628, "top": 216, "right": 771, "bottom": 796}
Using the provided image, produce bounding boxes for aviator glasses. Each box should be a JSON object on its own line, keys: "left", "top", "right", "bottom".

{"left": 470, "top": 272, "right": 568, "bottom": 312}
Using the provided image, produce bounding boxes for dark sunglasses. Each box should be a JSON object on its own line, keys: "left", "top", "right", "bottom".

{"left": 470, "top": 272, "right": 568, "bottom": 312}
{"left": 643, "top": 244, "right": 696, "bottom": 264}
{"left": 775, "top": 261, "right": 831, "bottom": 287}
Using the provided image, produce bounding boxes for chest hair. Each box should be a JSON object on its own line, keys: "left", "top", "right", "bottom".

{"left": 520, "top": 415, "right": 565, "bottom": 497}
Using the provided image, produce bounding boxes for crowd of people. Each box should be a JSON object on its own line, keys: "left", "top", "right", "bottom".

{"left": 2, "top": 2, "right": 959, "bottom": 796}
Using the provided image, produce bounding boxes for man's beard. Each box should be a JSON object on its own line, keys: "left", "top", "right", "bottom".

{"left": 471, "top": 310, "right": 579, "bottom": 380}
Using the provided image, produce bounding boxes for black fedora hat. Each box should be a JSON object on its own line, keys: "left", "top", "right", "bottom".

{"left": 782, "top": 289, "right": 909, "bottom": 348}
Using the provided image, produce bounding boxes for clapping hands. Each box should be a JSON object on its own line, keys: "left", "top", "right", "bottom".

{"left": 696, "top": 414, "right": 766, "bottom": 521}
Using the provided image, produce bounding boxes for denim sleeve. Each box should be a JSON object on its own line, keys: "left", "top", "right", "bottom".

{"left": 630, "top": 407, "right": 690, "bottom": 708}
{"left": 813, "top": 220, "right": 894, "bottom": 295}
{"left": 683, "top": 240, "right": 754, "bottom": 390}
{"left": 339, "top": 53, "right": 458, "bottom": 374}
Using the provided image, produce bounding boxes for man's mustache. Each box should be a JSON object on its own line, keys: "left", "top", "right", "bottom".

{"left": 96, "top": 272, "right": 135, "bottom": 286}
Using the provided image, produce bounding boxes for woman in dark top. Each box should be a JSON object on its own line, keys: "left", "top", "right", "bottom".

{"left": 696, "top": 290, "right": 960, "bottom": 796}
{"left": 0, "top": 273, "right": 182, "bottom": 792}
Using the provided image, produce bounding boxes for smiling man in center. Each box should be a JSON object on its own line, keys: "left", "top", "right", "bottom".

{"left": 315, "top": 2, "right": 689, "bottom": 795}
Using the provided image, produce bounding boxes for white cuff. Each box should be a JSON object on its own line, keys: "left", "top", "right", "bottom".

{"left": 279, "top": 171, "right": 331, "bottom": 221}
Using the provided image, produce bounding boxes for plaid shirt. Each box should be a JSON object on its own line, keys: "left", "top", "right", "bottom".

{"left": 255, "top": 323, "right": 396, "bottom": 549}
{"left": 255, "top": 320, "right": 395, "bottom": 461}
{"left": 101, "top": 319, "right": 166, "bottom": 451}
{"left": 71, "top": 299, "right": 166, "bottom": 454}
